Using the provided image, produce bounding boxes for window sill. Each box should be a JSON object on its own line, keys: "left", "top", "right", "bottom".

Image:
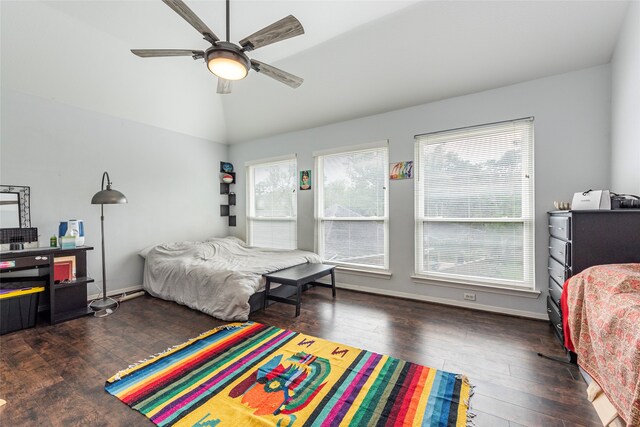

{"left": 411, "top": 275, "right": 540, "bottom": 298}
{"left": 335, "top": 266, "right": 392, "bottom": 279}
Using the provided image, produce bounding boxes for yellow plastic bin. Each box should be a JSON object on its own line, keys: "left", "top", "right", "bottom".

{"left": 0, "top": 286, "right": 44, "bottom": 335}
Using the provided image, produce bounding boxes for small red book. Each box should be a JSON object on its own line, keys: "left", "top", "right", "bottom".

{"left": 54, "top": 261, "right": 73, "bottom": 282}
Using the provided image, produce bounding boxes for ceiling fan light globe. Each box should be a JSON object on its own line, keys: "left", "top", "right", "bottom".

{"left": 208, "top": 57, "right": 247, "bottom": 80}
{"left": 206, "top": 47, "right": 250, "bottom": 81}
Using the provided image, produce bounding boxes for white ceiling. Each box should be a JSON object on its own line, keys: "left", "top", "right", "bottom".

{"left": 0, "top": 1, "right": 631, "bottom": 144}
{"left": 43, "top": 0, "right": 421, "bottom": 64}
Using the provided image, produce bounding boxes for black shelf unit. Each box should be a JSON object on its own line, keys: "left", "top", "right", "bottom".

{"left": 55, "top": 276, "right": 95, "bottom": 289}
{"left": 0, "top": 246, "right": 95, "bottom": 325}
{"left": 219, "top": 164, "right": 236, "bottom": 227}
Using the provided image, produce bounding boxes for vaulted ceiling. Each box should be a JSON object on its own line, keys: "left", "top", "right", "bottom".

{"left": 1, "top": 1, "right": 630, "bottom": 144}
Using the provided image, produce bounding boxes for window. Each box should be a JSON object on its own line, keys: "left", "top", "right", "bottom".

{"left": 315, "top": 142, "right": 389, "bottom": 270}
{"left": 246, "top": 156, "right": 297, "bottom": 249}
{"left": 415, "top": 118, "right": 534, "bottom": 289}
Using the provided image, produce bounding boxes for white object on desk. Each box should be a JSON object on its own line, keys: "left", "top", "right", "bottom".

{"left": 571, "top": 190, "right": 611, "bottom": 210}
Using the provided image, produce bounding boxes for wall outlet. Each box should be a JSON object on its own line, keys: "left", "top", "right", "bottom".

{"left": 463, "top": 292, "right": 476, "bottom": 301}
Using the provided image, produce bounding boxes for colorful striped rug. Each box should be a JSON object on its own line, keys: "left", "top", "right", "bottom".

{"left": 105, "top": 322, "right": 473, "bottom": 426}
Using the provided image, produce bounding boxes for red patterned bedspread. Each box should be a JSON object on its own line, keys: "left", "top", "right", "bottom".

{"left": 564, "top": 263, "right": 640, "bottom": 426}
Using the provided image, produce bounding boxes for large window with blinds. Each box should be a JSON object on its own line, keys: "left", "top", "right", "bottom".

{"left": 415, "top": 118, "right": 534, "bottom": 289}
{"left": 315, "top": 142, "right": 389, "bottom": 270}
{"left": 246, "top": 156, "right": 297, "bottom": 249}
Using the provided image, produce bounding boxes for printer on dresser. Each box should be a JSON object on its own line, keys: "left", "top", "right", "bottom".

{"left": 547, "top": 210, "right": 640, "bottom": 356}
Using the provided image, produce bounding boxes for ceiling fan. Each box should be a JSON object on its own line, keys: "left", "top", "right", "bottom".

{"left": 131, "top": 0, "right": 305, "bottom": 94}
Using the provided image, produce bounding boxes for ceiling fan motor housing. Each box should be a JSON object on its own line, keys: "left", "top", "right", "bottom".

{"left": 206, "top": 42, "right": 251, "bottom": 80}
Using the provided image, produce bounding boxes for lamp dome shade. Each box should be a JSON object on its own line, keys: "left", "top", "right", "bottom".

{"left": 91, "top": 189, "right": 128, "bottom": 204}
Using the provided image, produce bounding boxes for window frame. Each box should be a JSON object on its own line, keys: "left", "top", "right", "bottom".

{"left": 314, "top": 141, "right": 390, "bottom": 271}
{"left": 246, "top": 155, "right": 298, "bottom": 249}
{"left": 414, "top": 118, "right": 535, "bottom": 290}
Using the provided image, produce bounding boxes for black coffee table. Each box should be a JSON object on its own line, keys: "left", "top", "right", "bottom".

{"left": 263, "top": 263, "right": 336, "bottom": 317}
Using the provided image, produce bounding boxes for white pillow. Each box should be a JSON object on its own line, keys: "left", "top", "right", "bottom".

{"left": 138, "top": 244, "right": 157, "bottom": 259}
{"left": 206, "top": 236, "right": 247, "bottom": 246}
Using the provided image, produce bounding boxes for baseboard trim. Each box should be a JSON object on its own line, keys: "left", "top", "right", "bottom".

{"left": 88, "top": 285, "right": 143, "bottom": 301}
{"left": 332, "top": 282, "right": 548, "bottom": 320}
{"left": 99, "top": 283, "right": 548, "bottom": 320}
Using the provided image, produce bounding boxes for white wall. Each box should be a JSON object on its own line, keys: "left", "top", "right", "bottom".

{"left": 0, "top": 89, "right": 229, "bottom": 295}
{"left": 0, "top": 0, "right": 227, "bottom": 143}
{"left": 611, "top": 1, "right": 640, "bottom": 195}
{"left": 229, "top": 65, "right": 611, "bottom": 318}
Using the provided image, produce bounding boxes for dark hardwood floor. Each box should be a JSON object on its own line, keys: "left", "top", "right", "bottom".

{"left": 0, "top": 288, "right": 600, "bottom": 426}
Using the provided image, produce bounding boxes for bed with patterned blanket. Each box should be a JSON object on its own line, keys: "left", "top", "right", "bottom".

{"left": 562, "top": 263, "right": 640, "bottom": 426}
{"left": 141, "top": 237, "right": 321, "bottom": 322}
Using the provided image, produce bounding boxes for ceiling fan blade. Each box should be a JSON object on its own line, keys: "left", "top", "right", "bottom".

{"left": 250, "top": 60, "right": 303, "bottom": 88}
{"left": 217, "top": 78, "right": 232, "bottom": 94}
{"left": 162, "top": 0, "right": 219, "bottom": 44}
{"left": 131, "top": 49, "right": 204, "bottom": 58}
{"left": 239, "top": 15, "right": 304, "bottom": 52}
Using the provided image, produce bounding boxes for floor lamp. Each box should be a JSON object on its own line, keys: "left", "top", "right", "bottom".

{"left": 90, "top": 171, "right": 127, "bottom": 315}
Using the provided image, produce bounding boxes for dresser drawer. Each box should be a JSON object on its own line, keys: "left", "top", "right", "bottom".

{"left": 548, "top": 257, "right": 570, "bottom": 285}
{"left": 549, "top": 237, "right": 571, "bottom": 266}
{"left": 549, "top": 215, "right": 571, "bottom": 240}
{"left": 547, "top": 296, "right": 563, "bottom": 342}
{"left": 549, "top": 276, "right": 563, "bottom": 307}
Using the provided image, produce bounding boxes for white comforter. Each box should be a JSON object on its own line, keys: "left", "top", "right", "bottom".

{"left": 142, "top": 237, "right": 321, "bottom": 321}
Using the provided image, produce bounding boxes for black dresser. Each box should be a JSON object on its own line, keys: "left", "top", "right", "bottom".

{"left": 547, "top": 210, "right": 640, "bottom": 347}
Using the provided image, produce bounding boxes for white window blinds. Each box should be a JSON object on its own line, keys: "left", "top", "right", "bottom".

{"left": 415, "top": 118, "right": 534, "bottom": 288}
{"left": 316, "top": 144, "right": 389, "bottom": 270}
{"left": 247, "top": 157, "right": 297, "bottom": 249}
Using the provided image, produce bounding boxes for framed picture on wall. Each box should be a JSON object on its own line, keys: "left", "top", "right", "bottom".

{"left": 390, "top": 161, "right": 413, "bottom": 180}
{"left": 300, "top": 170, "right": 312, "bottom": 190}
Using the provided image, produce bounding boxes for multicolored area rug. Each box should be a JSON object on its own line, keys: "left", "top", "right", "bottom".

{"left": 105, "top": 322, "right": 473, "bottom": 426}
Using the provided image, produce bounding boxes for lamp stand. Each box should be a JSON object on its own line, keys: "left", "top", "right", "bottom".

{"left": 89, "top": 203, "right": 118, "bottom": 312}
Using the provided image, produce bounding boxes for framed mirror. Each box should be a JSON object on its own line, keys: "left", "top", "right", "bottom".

{"left": 0, "top": 185, "right": 31, "bottom": 228}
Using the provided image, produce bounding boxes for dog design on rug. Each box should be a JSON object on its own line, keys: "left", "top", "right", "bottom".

{"left": 229, "top": 351, "right": 330, "bottom": 424}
